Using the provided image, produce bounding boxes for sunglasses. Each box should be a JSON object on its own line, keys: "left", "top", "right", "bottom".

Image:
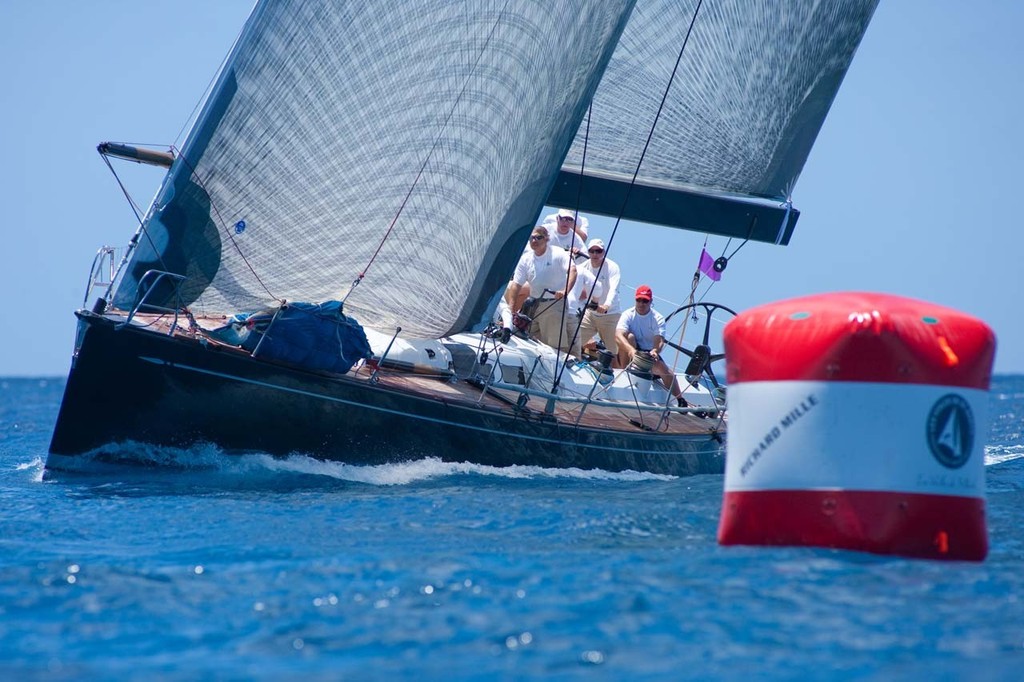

{"left": 530, "top": 235, "right": 546, "bottom": 242}
{"left": 635, "top": 298, "right": 651, "bottom": 303}
{"left": 558, "top": 216, "right": 575, "bottom": 221}
{"left": 588, "top": 248, "right": 604, "bottom": 254}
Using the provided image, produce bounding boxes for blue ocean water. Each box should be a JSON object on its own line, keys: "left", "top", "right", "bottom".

{"left": 2, "top": 376, "right": 1023, "bottom": 680}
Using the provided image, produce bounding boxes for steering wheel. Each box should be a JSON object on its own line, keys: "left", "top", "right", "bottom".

{"left": 662, "top": 302, "right": 737, "bottom": 389}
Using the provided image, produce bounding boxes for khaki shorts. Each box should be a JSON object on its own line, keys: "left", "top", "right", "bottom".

{"left": 580, "top": 309, "right": 621, "bottom": 353}
{"left": 530, "top": 297, "right": 570, "bottom": 351}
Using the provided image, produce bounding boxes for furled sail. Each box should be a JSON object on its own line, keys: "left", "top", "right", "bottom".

{"left": 112, "top": 0, "right": 636, "bottom": 338}
{"left": 548, "top": 0, "right": 879, "bottom": 245}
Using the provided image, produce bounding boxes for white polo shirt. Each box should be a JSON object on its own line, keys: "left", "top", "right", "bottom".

{"left": 512, "top": 246, "right": 572, "bottom": 297}
{"left": 616, "top": 307, "right": 667, "bottom": 351}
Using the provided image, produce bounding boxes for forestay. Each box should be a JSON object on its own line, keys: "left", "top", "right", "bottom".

{"left": 112, "top": 0, "right": 636, "bottom": 338}
{"left": 548, "top": 0, "right": 879, "bottom": 245}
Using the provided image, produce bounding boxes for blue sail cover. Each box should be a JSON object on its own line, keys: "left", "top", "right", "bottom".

{"left": 111, "top": 0, "right": 637, "bottom": 338}
{"left": 549, "top": 0, "right": 879, "bottom": 245}
{"left": 239, "top": 301, "right": 372, "bottom": 375}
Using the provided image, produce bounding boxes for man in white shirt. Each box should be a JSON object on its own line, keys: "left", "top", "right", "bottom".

{"left": 616, "top": 285, "right": 685, "bottom": 406}
{"left": 507, "top": 225, "right": 576, "bottom": 351}
{"left": 564, "top": 265, "right": 596, "bottom": 358}
{"left": 576, "top": 238, "right": 622, "bottom": 365}
{"left": 541, "top": 208, "right": 589, "bottom": 256}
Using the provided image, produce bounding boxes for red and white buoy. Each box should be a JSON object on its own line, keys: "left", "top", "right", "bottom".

{"left": 717, "top": 292, "right": 996, "bottom": 561}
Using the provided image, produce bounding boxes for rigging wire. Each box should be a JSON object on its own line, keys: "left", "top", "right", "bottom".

{"left": 717, "top": 235, "right": 750, "bottom": 263}
{"left": 551, "top": 103, "right": 594, "bottom": 382}
{"left": 99, "top": 152, "right": 172, "bottom": 277}
{"left": 100, "top": 154, "right": 146, "bottom": 228}
{"left": 554, "top": 0, "right": 706, "bottom": 391}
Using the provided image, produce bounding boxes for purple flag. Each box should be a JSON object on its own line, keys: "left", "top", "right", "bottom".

{"left": 699, "top": 248, "right": 722, "bottom": 281}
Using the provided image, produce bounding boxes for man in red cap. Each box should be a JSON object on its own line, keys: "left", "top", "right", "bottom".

{"left": 615, "top": 285, "right": 685, "bottom": 406}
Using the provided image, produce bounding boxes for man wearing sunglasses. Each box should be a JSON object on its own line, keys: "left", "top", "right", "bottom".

{"left": 575, "top": 238, "right": 622, "bottom": 365}
{"left": 542, "top": 208, "right": 589, "bottom": 257}
{"left": 615, "top": 285, "right": 686, "bottom": 407}
{"left": 506, "top": 225, "right": 577, "bottom": 350}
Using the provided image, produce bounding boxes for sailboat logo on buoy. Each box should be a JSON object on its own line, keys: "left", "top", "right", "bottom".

{"left": 926, "top": 394, "right": 975, "bottom": 469}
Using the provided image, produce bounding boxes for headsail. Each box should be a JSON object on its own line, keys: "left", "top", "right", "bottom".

{"left": 548, "top": 0, "right": 879, "bottom": 245}
{"left": 112, "top": 0, "right": 636, "bottom": 338}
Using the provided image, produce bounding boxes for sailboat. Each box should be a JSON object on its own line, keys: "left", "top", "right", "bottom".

{"left": 46, "top": 0, "right": 878, "bottom": 476}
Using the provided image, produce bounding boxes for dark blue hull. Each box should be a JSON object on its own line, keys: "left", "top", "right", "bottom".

{"left": 47, "top": 313, "right": 725, "bottom": 476}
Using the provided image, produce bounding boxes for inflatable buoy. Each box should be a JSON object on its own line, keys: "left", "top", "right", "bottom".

{"left": 717, "top": 292, "right": 996, "bottom": 561}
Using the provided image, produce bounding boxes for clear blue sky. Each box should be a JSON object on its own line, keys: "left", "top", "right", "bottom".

{"left": 2, "top": 1, "right": 1021, "bottom": 377}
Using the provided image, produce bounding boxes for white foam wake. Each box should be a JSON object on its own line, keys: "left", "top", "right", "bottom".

{"left": 48, "top": 438, "right": 1020, "bottom": 486}
{"left": 247, "top": 455, "right": 677, "bottom": 485}
{"left": 14, "top": 456, "right": 45, "bottom": 482}
{"left": 48, "top": 441, "right": 676, "bottom": 485}
{"left": 985, "top": 445, "right": 1024, "bottom": 466}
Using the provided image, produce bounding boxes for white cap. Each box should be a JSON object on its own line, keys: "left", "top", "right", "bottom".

{"left": 556, "top": 208, "right": 575, "bottom": 219}
{"left": 586, "top": 238, "right": 605, "bottom": 251}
